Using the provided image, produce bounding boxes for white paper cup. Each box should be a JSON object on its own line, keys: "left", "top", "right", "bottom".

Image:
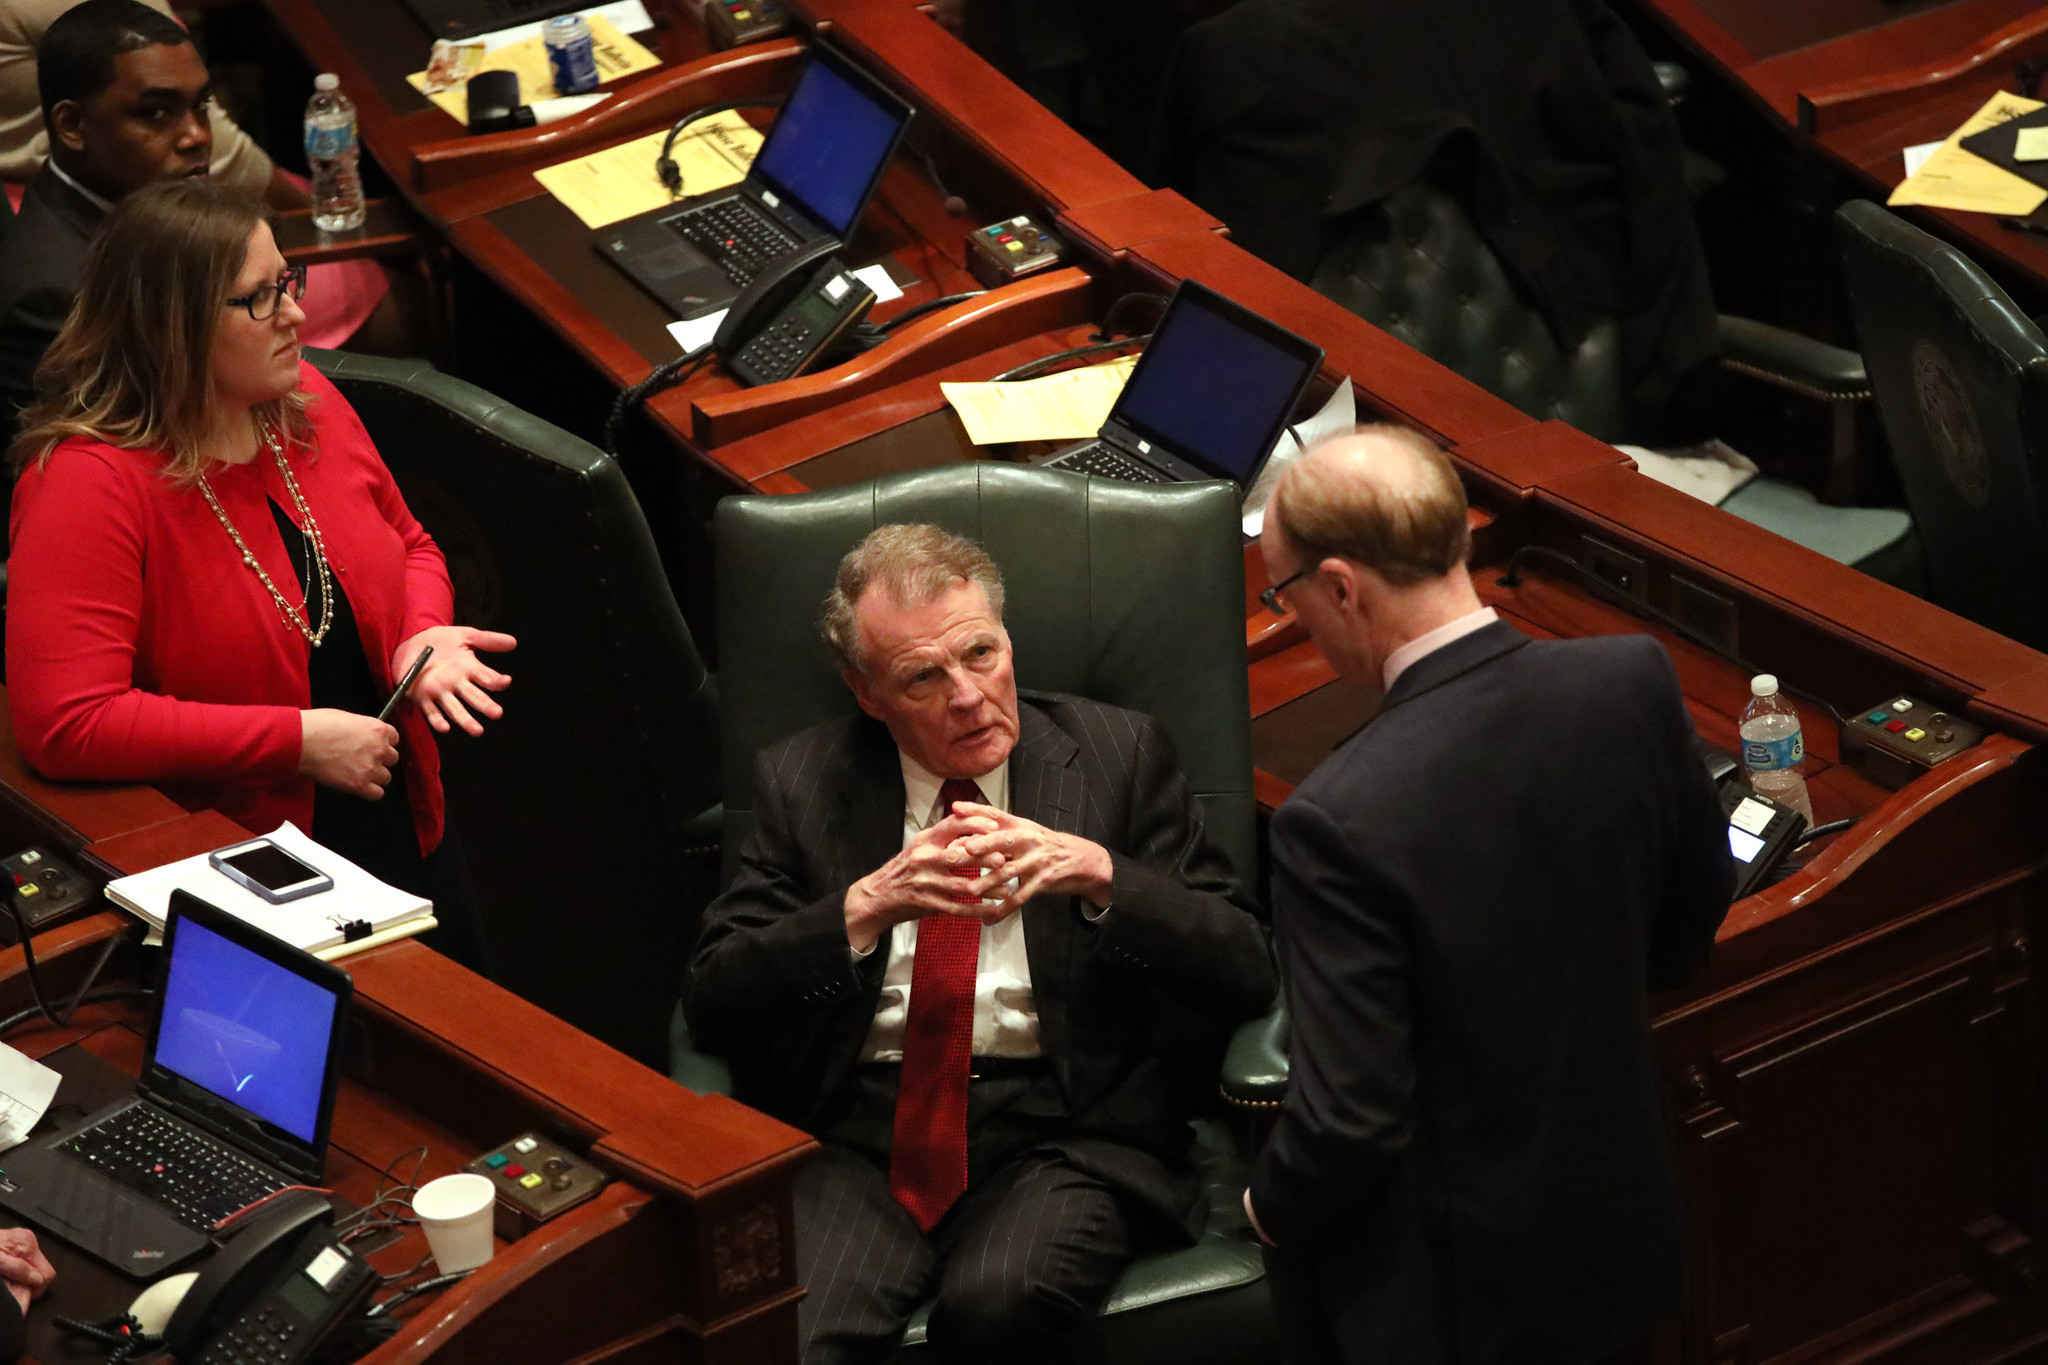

{"left": 412, "top": 1173, "right": 496, "bottom": 1273}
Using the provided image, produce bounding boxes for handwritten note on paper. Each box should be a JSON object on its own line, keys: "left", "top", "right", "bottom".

{"left": 943, "top": 356, "right": 1139, "bottom": 444}
{"left": 1890, "top": 91, "right": 2047, "bottom": 216}
{"left": 534, "top": 114, "right": 764, "bottom": 229}
{"left": 405, "top": 13, "right": 658, "bottom": 125}
{"left": 0, "top": 1043, "right": 58, "bottom": 1152}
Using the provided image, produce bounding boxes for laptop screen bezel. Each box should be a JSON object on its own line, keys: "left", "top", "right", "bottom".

{"left": 1100, "top": 280, "right": 1326, "bottom": 486}
{"left": 749, "top": 41, "right": 916, "bottom": 241}
{"left": 141, "top": 890, "right": 353, "bottom": 1180}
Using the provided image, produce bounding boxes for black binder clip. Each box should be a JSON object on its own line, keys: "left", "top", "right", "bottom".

{"left": 340, "top": 918, "right": 373, "bottom": 943}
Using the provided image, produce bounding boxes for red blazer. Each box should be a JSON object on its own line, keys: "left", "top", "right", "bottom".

{"left": 8, "top": 364, "right": 452, "bottom": 850}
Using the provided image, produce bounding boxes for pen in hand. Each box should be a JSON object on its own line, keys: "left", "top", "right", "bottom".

{"left": 377, "top": 647, "right": 433, "bottom": 724}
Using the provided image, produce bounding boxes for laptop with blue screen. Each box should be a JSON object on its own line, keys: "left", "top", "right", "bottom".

{"left": 0, "top": 890, "right": 351, "bottom": 1277}
{"left": 1041, "top": 280, "right": 1325, "bottom": 495}
{"left": 595, "top": 40, "right": 915, "bottom": 320}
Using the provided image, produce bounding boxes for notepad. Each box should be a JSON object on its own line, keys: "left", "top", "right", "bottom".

{"left": 406, "top": 13, "right": 657, "bottom": 125}
{"left": 942, "top": 356, "right": 1139, "bottom": 444}
{"left": 104, "top": 822, "right": 435, "bottom": 959}
{"left": 1890, "top": 91, "right": 2047, "bottom": 217}
{"left": 534, "top": 112, "right": 764, "bottom": 229}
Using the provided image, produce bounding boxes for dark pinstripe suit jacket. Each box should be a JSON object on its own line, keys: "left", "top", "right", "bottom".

{"left": 688, "top": 690, "right": 1275, "bottom": 1234}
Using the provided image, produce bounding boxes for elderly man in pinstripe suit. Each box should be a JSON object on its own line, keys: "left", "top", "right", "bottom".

{"left": 688, "top": 523, "right": 1274, "bottom": 1365}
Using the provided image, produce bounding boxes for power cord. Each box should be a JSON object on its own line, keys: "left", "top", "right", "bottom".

{"left": 367, "top": 1270, "right": 472, "bottom": 1318}
{"left": 0, "top": 987, "right": 153, "bottom": 1041}
{"left": 656, "top": 100, "right": 781, "bottom": 199}
{"left": 1794, "top": 817, "right": 1859, "bottom": 848}
{"left": 604, "top": 347, "right": 716, "bottom": 456}
{"left": 991, "top": 334, "right": 1149, "bottom": 383}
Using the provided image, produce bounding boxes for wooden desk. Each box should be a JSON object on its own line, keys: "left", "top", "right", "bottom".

{"left": 1626, "top": 0, "right": 2048, "bottom": 300}
{"left": 258, "top": 1, "right": 2048, "bottom": 1357}
{"left": 0, "top": 698, "right": 816, "bottom": 1365}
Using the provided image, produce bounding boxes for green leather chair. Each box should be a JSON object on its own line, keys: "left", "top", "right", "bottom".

{"left": 309, "top": 349, "right": 720, "bottom": 1069}
{"left": 1836, "top": 200, "right": 2048, "bottom": 651}
{"left": 1311, "top": 182, "right": 1923, "bottom": 590}
{"left": 680, "top": 462, "right": 1276, "bottom": 1364}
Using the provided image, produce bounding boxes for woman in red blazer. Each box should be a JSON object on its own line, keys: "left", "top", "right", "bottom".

{"left": 6, "top": 179, "right": 513, "bottom": 912}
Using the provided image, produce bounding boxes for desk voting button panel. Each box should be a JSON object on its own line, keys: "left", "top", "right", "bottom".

{"left": 465, "top": 1133, "right": 606, "bottom": 1239}
{"left": 0, "top": 846, "right": 94, "bottom": 943}
{"left": 1842, "top": 696, "right": 1985, "bottom": 789}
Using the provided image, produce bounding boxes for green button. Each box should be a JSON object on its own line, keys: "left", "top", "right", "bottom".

{"left": 1866, "top": 712, "right": 1888, "bottom": 724}
{"left": 484, "top": 1153, "right": 508, "bottom": 1168}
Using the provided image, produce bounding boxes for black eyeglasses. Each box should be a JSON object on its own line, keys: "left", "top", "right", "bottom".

{"left": 1259, "top": 566, "right": 1313, "bottom": 616}
{"left": 225, "top": 264, "right": 308, "bottom": 321}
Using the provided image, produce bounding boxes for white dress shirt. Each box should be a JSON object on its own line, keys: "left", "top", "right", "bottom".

{"left": 856, "top": 753, "right": 1042, "bottom": 1061}
{"left": 1381, "top": 607, "right": 1499, "bottom": 692}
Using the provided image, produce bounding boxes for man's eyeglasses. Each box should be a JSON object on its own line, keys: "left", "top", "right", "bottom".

{"left": 1259, "top": 566, "right": 1313, "bottom": 616}
{"left": 225, "top": 265, "right": 308, "bottom": 321}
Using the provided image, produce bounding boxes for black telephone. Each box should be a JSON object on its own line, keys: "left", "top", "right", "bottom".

{"left": 714, "top": 238, "right": 877, "bottom": 387}
{"left": 165, "top": 1191, "right": 378, "bottom": 1365}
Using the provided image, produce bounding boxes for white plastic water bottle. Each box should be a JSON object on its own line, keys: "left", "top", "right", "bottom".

{"left": 304, "top": 73, "right": 365, "bottom": 233}
{"left": 1740, "top": 674, "right": 1814, "bottom": 826}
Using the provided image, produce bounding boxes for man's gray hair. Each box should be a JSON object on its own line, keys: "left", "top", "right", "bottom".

{"left": 820, "top": 524, "right": 1007, "bottom": 674}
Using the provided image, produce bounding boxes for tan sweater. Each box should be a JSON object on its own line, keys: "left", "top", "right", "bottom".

{"left": 0, "top": 0, "right": 274, "bottom": 196}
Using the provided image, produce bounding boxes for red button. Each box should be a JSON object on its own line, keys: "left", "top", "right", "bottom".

{"left": 1884, "top": 720, "right": 1907, "bottom": 733}
{"left": 504, "top": 1164, "right": 524, "bottom": 1178}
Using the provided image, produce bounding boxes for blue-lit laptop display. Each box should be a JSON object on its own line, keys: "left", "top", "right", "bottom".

{"left": 1110, "top": 297, "right": 1321, "bottom": 483}
{"left": 751, "top": 51, "right": 908, "bottom": 238}
{"left": 154, "top": 915, "right": 341, "bottom": 1144}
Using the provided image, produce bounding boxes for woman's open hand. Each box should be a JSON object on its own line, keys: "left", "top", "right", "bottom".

{"left": 391, "top": 627, "right": 517, "bottom": 736}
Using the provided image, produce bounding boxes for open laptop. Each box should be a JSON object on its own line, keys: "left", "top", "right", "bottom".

{"left": 1041, "top": 281, "right": 1325, "bottom": 494}
{"left": 0, "top": 891, "right": 351, "bottom": 1278}
{"left": 398, "top": 0, "right": 579, "bottom": 41}
{"left": 595, "top": 42, "right": 915, "bottom": 321}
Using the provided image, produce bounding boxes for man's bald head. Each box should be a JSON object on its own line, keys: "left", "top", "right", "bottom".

{"left": 1271, "top": 425, "right": 1470, "bottom": 587}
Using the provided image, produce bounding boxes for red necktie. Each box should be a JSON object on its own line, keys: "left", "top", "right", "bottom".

{"left": 889, "top": 778, "right": 985, "bottom": 1230}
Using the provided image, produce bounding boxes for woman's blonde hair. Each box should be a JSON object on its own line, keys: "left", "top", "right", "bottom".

{"left": 10, "top": 178, "right": 310, "bottom": 483}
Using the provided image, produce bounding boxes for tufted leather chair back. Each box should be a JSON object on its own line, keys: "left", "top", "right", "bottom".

{"left": 310, "top": 350, "right": 719, "bottom": 1067}
{"left": 1836, "top": 202, "right": 2048, "bottom": 650}
{"left": 1310, "top": 182, "right": 1629, "bottom": 443}
{"left": 713, "top": 464, "right": 1255, "bottom": 888}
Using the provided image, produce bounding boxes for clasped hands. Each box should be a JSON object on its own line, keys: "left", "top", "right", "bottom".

{"left": 0, "top": 1227, "right": 52, "bottom": 1315}
{"left": 298, "top": 625, "right": 517, "bottom": 799}
{"left": 844, "top": 802, "right": 1113, "bottom": 953}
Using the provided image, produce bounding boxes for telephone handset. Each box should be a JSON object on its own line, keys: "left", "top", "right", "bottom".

{"left": 164, "top": 1190, "right": 377, "bottom": 1364}
{"left": 714, "top": 238, "right": 877, "bottom": 387}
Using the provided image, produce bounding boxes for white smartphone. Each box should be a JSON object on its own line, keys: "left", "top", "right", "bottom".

{"left": 208, "top": 838, "right": 334, "bottom": 904}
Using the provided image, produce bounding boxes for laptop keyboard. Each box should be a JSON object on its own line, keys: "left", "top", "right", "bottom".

{"left": 669, "top": 199, "right": 802, "bottom": 288}
{"left": 1053, "top": 443, "right": 1171, "bottom": 484}
{"left": 62, "top": 1105, "right": 288, "bottom": 1229}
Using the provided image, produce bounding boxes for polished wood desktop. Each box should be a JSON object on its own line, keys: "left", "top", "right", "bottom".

{"left": 0, "top": 697, "right": 816, "bottom": 1365}
{"left": 241, "top": 0, "right": 2048, "bottom": 1357}
{"left": 1625, "top": 0, "right": 2048, "bottom": 298}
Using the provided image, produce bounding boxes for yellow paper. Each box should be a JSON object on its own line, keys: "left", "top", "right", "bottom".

{"left": 2017, "top": 126, "right": 2048, "bottom": 162}
{"left": 532, "top": 114, "right": 763, "bottom": 229}
{"left": 942, "top": 356, "right": 1139, "bottom": 444}
{"left": 405, "top": 14, "right": 657, "bottom": 124}
{"left": 1890, "top": 91, "right": 2047, "bottom": 216}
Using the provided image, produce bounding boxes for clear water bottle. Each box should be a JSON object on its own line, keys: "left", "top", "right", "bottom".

{"left": 1740, "top": 674, "right": 1814, "bottom": 826}
{"left": 304, "top": 73, "right": 365, "bottom": 233}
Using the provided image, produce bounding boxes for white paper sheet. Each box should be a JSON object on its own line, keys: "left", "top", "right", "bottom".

{"left": 1241, "top": 378, "right": 1356, "bottom": 536}
{"left": 476, "top": 0, "right": 654, "bottom": 51}
{"left": 0, "top": 1044, "right": 59, "bottom": 1152}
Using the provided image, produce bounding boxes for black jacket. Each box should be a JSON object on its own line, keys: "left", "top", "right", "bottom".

{"left": 0, "top": 166, "right": 99, "bottom": 444}
{"left": 1156, "top": 0, "right": 1719, "bottom": 431}
{"left": 1252, "top": 622, "right": 1732, "bottom": 1362}
{"left": 689, "top": 690, "right": 1276, "bottom": 1234}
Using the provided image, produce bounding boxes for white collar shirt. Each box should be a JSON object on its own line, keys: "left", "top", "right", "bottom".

{"left": 1381, "top": 607, "right": 1499, "bottom": 693}
{"left": 856, "top": 752, "right": 1041, "bottom": 1061}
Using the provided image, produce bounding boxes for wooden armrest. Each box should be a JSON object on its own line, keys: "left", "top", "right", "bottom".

{"left": 274, "top": 199, "right": 434, "bottom": 265}
{"left": 408, "top": 41, "right": 804, "bottom": 195}
{"left": 1796, "top": 8, "right": 2048, "bottom": 136}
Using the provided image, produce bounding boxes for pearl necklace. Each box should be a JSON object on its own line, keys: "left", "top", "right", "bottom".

{"left": 197, "top": 430, "right": 334, "bottom": 647}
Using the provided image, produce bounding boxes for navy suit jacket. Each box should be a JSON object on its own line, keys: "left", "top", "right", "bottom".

{"left": 689, "top": 690, "right": 1275, "bottom": 1234}
{"left": 1252, "top": 621, "right": 1732, "bottom": 1363}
